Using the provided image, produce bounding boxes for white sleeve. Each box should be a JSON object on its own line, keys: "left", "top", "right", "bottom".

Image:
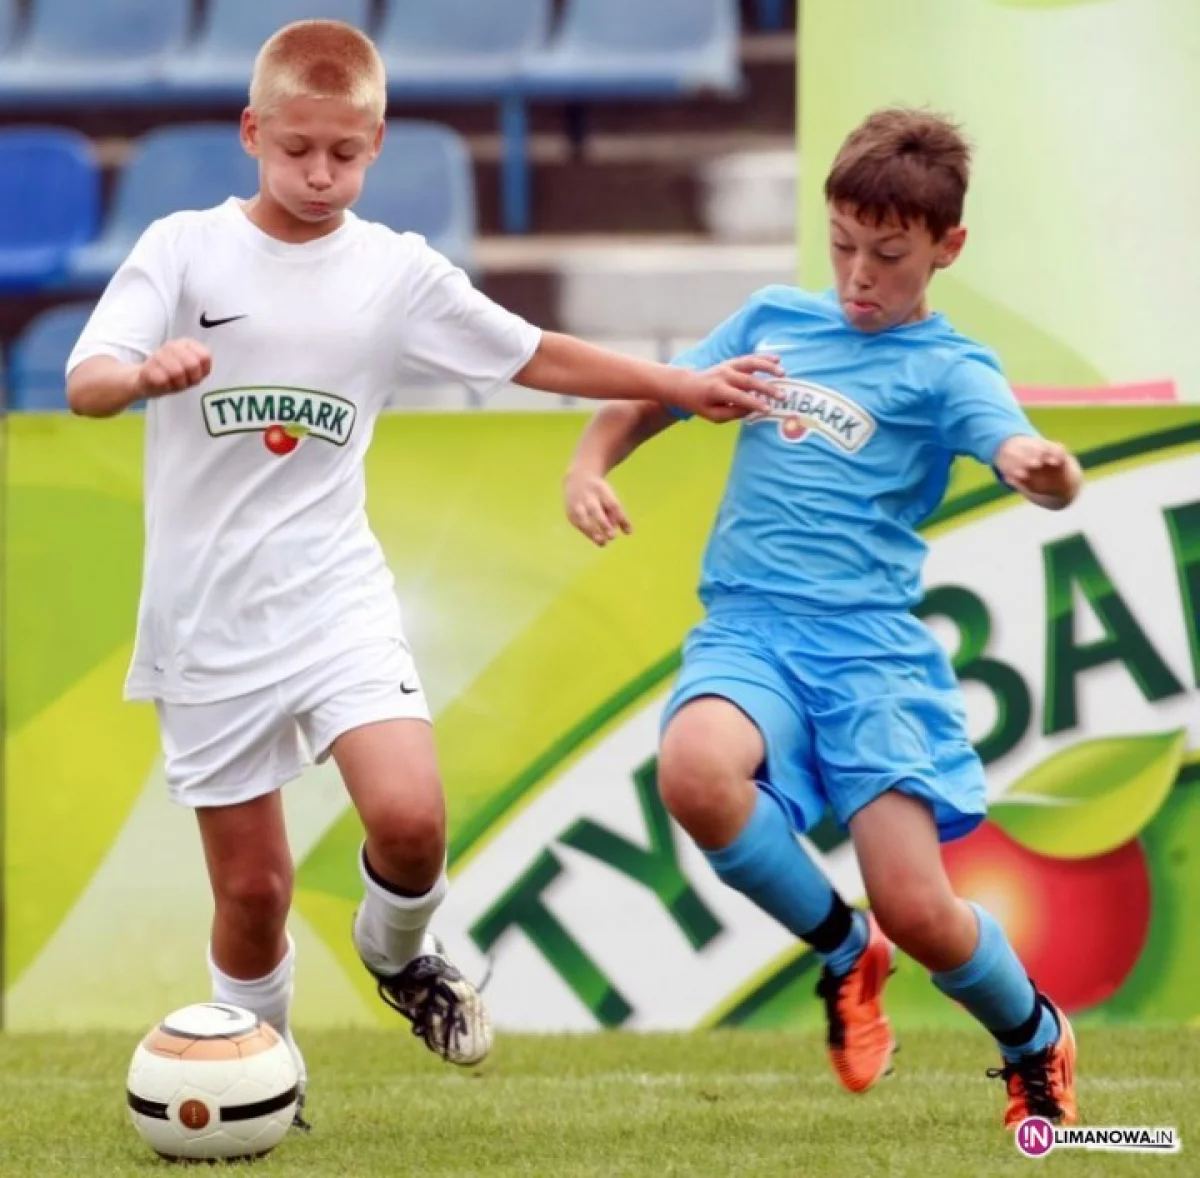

{"left": 66, "top": 218, "right": 180, "bottom": 374}
{"left": 398, "top": 238, "right": 542, "bottom": 398}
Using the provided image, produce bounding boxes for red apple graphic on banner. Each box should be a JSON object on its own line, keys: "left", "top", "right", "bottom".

{"left": 941, "top": 730, "right": 1184, "bottom": 1013}
{"left": 942, "top": 823, "right": 1150, "bottom": 1011}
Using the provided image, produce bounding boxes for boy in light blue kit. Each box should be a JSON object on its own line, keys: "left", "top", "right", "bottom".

{"left": 564, "top": 108, "right": 1083, "bottom": 1129}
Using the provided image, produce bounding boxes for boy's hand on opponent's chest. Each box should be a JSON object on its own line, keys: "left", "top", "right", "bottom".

{"left": 668, "top": 355, "right": 786, "bottom": 423}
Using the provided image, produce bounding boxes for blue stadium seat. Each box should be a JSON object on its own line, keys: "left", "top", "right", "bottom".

{"left": 161, "top": 0, "right": 372, "bottom": 102}
{"left": 377, "top": 0, "right": 550, "bottom": 98}
{"left": 0, "top": 0, "right": 189, "bottom": 106}
{"left": 521, "top": 0, "right": 741, "bottom": 98}
{"left": 9, "top": 302, "right": 95, "bottom": 411}
{"left": 0, "top": 128, "right": 99, "bottom": 291}
{"left": 501, "top": 0, "right": 741, "bottom": 232}
{"left": 67, "top": 124, "right": 259, "bottom": 287}
{"left": 375, "top": 0, "right": 551, "bottom": 240}
{"left": 355, "top": 121, "right": 476, "bottom": 272}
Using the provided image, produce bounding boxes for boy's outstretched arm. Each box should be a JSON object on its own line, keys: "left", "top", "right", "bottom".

{"left": 68, "top": 340, "right": 212, "bottom": 418}
{"left": 516, "top": 332, "right": 782, "bottom": 423}
{"left": 994, "top": 435, "right": 1083, "bottom": 510}
{"left": 564, "top": 399, "right": 677, "bottom": 546}
{"left": 938, "top": 358, "right": 1083, "bottom": 511}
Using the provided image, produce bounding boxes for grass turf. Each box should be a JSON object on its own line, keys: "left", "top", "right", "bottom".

{"left": 0, "top": 1028, "right": 1195, "bottom": 1176}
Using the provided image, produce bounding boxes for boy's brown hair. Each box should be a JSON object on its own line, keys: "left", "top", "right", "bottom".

{"left": 824, "top": 108, "right": 971, "bottom": 241}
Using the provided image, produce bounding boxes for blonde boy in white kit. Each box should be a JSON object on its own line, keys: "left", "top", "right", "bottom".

{"left": 65, "top": 20, "right": 780, "bottom": 1128}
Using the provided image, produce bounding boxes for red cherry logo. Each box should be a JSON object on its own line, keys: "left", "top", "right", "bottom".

{"left": 781, "top": 416, "right": 807, "bottom": 441}
{"left": 263, "top": 424, "right": 300, "bottom": 456}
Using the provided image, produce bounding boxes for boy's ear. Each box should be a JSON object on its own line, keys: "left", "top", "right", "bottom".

{"left": 240, "top": 108, "right": 261, "bottom": 159}
{"left": 933, "top": 225, "right": 967, "bottom": 269}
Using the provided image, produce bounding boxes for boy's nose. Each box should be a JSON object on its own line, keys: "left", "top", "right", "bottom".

{"left": 850, "top": 260, "right": 875, "bottom": 290}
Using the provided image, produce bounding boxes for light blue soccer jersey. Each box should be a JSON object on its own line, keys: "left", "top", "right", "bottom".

{"left": 673, "top": 285, "right": 1037, "bottom": 612}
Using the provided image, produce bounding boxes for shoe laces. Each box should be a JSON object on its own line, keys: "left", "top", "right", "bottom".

{"left": 377, "top": 956, "right": 470, "bottom": 1060}
{"left": 987, "top": 1048, "right": 1063, "bottom": 1120}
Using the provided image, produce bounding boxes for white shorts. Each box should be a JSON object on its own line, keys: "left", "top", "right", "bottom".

{"left": 155, "top": 638, "right": 431, "bottom": 807}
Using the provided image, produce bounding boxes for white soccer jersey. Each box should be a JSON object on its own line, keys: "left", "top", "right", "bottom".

{"left": 68, "top": 198, "right": 542, "bottom": 704}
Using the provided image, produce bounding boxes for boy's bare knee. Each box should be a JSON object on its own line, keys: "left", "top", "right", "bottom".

{"left": 658, "top": 738, "right": 755, "bottom": 850}
{"left": 364, "top": 792, "right": 446, "bottom": 886}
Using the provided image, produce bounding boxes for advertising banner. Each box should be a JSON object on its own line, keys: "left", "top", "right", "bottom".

{"left": 4, "top": 408, "right": 1197, "bottom": 1030}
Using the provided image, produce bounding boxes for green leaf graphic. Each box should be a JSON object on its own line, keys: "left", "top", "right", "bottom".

{"left": 991, "top": 731, "right": 1187, "bottom": 859}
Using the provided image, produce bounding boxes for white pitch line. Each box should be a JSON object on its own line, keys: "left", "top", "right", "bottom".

{"left": 4, "top": 1070, "right": 1194, "bottom": 1095}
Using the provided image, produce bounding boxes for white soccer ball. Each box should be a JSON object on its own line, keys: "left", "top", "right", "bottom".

{"left": 126, "top": 1003, "right": 299, "bottom": 1162}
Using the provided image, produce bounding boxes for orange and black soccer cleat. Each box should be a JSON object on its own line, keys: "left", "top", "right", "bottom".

{"left": 815, "top": 912, "right": 897, "bottom": 1093}
{"left": 988, "top": 998, "right": 1079, "bottom": 1129}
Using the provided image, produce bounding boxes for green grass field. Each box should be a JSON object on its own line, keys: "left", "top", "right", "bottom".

{"left": 0, "top": 1028, "right": 1195, "bottom": 1176}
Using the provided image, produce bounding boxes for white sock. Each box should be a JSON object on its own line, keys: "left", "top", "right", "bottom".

{"left": 354, "top": 844, "right": 448, "bottom": 976}
{"left": 208, "top": 933, "right": 307, "bottom": 1090}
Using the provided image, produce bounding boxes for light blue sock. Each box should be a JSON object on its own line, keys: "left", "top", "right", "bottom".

{"left": 932, "top": 902, "right": 1060, "bottom": 1060}
{"left": 705, "top": 789, "right": 865, "bottom": 974}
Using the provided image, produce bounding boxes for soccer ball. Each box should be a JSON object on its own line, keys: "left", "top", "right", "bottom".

{"left": 126, "top": 1003, "right": 299, "bottom": 1162}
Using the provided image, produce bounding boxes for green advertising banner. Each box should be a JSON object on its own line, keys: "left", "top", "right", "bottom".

{"left": 4, "top": 408, "right": 1199, "bottom": 1031}
{"left": 800, "top": 0, "right": 1199, "bottom": 403}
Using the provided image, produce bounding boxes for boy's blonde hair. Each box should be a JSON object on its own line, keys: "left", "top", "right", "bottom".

{"left": 249, "top": 20, "right": 387, "bottom": 122}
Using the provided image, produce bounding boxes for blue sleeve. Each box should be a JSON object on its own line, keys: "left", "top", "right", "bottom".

{"left": 937, "top": 356, "right": 1038, "bottom": 465}
{"left": 670, "top": 300, "right": 757, "bottom": 372}
{"left": 663, "top": 298, "right": 760, "bottom": 420}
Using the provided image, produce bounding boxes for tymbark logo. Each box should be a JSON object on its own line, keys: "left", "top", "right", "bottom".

{"left": 201, "top": 387, "right": 357, "bottom": 456}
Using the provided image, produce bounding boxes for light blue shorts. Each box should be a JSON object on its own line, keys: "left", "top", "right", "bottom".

{"left": 661, "top": 598, "right": 986, "bottom": 841}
